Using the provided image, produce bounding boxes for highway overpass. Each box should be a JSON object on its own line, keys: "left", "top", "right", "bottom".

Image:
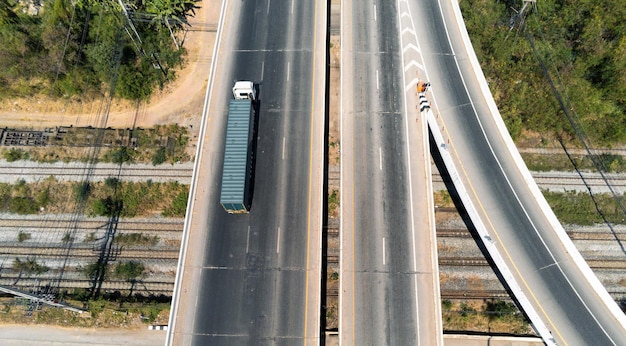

{"left": 420, "top": 0, "right": 626, "bottom": 344}
{"left": 166, "top": 0, "right": 326, "bottom": 344}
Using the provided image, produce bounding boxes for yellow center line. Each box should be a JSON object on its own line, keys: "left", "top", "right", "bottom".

{"left": 303, "top": 0, "right": 318, "bottom": 343}
{"left": 438, "top": 120, "right": 566, "bottom": 344}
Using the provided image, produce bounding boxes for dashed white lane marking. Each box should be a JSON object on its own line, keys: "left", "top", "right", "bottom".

{"left": 382, "top": 237, "right": 386, "bottom": 265}
{"left": 282, "top": 137, "right": 286, "bottom": 160}
{"left": 291, "top": 0, "right": 294, "bottom": 14}
{"left": 287, "top": 62, "right": 290, "bottom": 81}
{"left": 276, "top": 227, "right": 281, "bottom": 253}
{"left": 246, "top": 226, "right": 251, "bottom": 253}
{"left": 374, "top": 5, "right": 377, "bottom": 22}
{"left": 379, "top": 147, "right": 382, "bottom": 171}
{"left": 261, "top": 61, "right": 265, "bottom": 80}
{"left": 267, "top": 0, "right": 271, "bottom": 14}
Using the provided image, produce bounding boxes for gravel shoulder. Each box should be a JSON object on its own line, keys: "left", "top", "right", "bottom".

{"left": 0, "top": 324, "right": 165, "bottom": 346}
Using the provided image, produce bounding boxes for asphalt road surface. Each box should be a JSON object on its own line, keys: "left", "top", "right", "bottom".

{"left": 417, "top": 0, "right": 626, "bottom": 344}
{"left": 341, "top": 0, "right": 441, "bottom": 344}
{"left": 168, "top": 0, "right": 325, "bottom": 344}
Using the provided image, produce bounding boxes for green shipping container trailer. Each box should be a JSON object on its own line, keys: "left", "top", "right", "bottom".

{"left": 219, "top": 98, "right": 254, "bottom": 213}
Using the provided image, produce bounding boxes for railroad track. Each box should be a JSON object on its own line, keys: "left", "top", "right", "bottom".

{"left": 437, "top": 227, "right": 626, "bottom": 242}
{"left": 0, "top": 218, "right": 184, "bottom": 233}
{"left": 433, "top": 172, "right": 626, "bottom": 190}
{"left": 1, "top": 278, "right": 174, "bottom": 294}
{"left": 439, "top": 257, "right": 626, "bottom": 270}
{"left": 0, "top": 245, "right": 180, "bottom": 260}
{"left": 0, "top": 165, "right": 192, "bottom": 182}
{"left": 440, "top": 289, "right": 511, "bottom": 300}
{"left": 327, "top": 288, "right": 626, "bottom": 301}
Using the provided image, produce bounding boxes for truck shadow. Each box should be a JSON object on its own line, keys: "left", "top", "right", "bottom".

{"left": 246, "top": 99, "right": 261, "bottom": 212}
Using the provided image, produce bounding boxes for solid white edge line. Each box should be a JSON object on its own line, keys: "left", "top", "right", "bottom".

{"left": 436, "top": 0, "right": 611, "bottom": 343}
{"left": 339, "top": 0, "right": 345, "bottom": 342}
{"left": 165, "top": 0, "right": 229, "bottom": 344}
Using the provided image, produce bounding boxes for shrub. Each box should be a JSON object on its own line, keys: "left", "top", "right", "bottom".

{"left": 17, "top": 231, "right": 32, "bottom": 242}
{"left": 3, "top": 148, "right": 28, "bottom": 162}
{"left": 152, "top": 146, "right": 167, "bottom": 166}
{"left": 10, "top": 197, "right": 38, "bottom": 214}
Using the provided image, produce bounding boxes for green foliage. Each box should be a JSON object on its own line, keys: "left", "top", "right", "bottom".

{"left": 461, "top": 0, "right": 626, "bottom": 146}
{"left": 543, "top": 190, "right": 626, "bottom": 225}
{"left": 104, "top": 177, "right": 121, "bottom": 189}
{"left": 79, "top": 261, "right": 108, "bottom": 281}
{"left": 36, "top": 188, "right": 51, "bottom": 208}
{"left": 13, "top": 257, "right": 48, "bottom": 274}
{"left": 17, "top": 231, "right": 31, "bottom": 242}
{"left": 91, "top": 196, "right": 123, "bottom": 216}
{"left": 597, "top": 153, "right": 626, "bottom": 173}
{"left": 441, "top": 299, "right": 453, "bottom": 311}
{"left": 162, "top": 190, "right": 188, "bottom": 217}
{"left": 9, "top": 196, "right": 37, "bottom": 214}
{"left": 328, "top": 189, "right": 339, "bottom": 210}
{"left": 459, "top": 302, "right": 476, "bottom": 318}
{"left": 114, "top": 233, "right": 159, "bottom": 246}
{"left": 152, "top": 146, "right": 167, "bottom": 166}
{"left": 114, "top": 261, "right": 145, "bottom": 282}
{"left": 0, "top": 0, "right": 194, "bottom": 101}
{"left": 3, "top": 148, "right": 29, "bottom": 162}
{"left": 74, "top": 181, "right": 91, "bottom": 202}
{"left": 486, "top": 300, "right": 518, "bottom": 320}
{"left": 83, "top": 232, "right": 96, "bottom": 243}
{"left": 110, "top": 147, "right": 133, "bottom": 164}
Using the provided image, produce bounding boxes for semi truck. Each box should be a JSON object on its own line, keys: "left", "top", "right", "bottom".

{"left": 219, "top": 81, "right": 257, "bottom": 214}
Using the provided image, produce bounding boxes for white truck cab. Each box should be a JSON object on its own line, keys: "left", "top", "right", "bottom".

{"left": 232, "top": 81, "right": 256, "bottom": 101}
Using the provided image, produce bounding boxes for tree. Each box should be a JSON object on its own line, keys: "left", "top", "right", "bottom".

{"left": 110, "top": 147, "right": 133, "bottom": 164}
{"left": 114, "top": 260, "right": 145, "bottom": 298}
{"left": 91, "top": 196, "right": 122, "bottom": 216}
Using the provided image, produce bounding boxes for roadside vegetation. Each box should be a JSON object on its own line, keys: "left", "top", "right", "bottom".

{"left": 461, "top": 0, "right": 626, "bottom": 147}
{"left": 0, "top": 124, "right": 191, "bottom": 164}
{"left": 442, "top": 299, "right": 532, "bottom": 335}
{"left": 0, "top": 178, "right": 189, "bottom": 217}
{"left": 0, "top": 0, "right": 198, "bottom": 101}
{"left": 0, "top": 294, "right": 170, "bottom": 328}
{"left": 522, "top": 152, "right": 626, "bottom": 172}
